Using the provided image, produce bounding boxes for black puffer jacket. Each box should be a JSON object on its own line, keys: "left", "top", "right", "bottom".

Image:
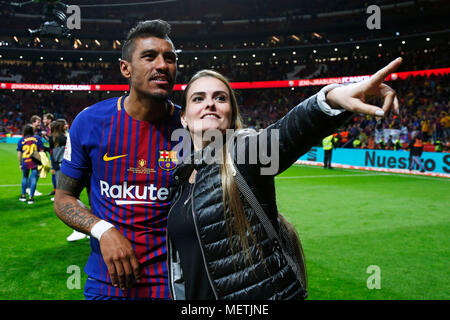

{"left": 167, "top": 93, "right": 351, "bottom": 300}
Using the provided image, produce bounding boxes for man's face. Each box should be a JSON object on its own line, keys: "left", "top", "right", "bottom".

{"left": 43, "top": 117, "right": 51, "bottom": 126}
{"left": 32, "top": 119, "right": 41, "bottom": 129}
{"left": 121, "top": 36, "right": 177, "bottom": 102}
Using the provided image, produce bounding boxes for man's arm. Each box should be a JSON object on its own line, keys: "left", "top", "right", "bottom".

{"left": 54, "top": 173, "right": 99, "bottom": 233}
{"left": 54, "top": 172, "right": 141, "bottom": 290}
{"left": 17, "top": 151, "right": 22, "bottom": 170}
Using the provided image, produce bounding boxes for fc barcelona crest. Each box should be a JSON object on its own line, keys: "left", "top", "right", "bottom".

{"left": 158, "top": 150, "right": 178, "bottom": 171}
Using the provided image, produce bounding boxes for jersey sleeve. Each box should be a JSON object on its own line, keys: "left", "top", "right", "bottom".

{"left": 36, "top": 136, "right": 45, "bottom": 151}
{"left": 61, "top": 111, "right": 90, "bottom": 180}
{"left": 16, "top": 139, "right": 23, "bottom": 152}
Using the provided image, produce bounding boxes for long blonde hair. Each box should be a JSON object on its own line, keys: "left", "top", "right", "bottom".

{"left": 181, "top": 70, "right": 259, "bottom": 266}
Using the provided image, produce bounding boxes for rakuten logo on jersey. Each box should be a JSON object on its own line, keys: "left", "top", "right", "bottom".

{"left": 100, "top": 180, "right": 169, "bottom": 205}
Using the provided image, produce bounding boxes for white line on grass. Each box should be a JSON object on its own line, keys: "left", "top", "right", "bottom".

{"left": 0, "top": 183, "right": 53, "bottom": 188}
{"left": 276, "top": 173, "right": 390, "bottom": 179}
{"left": 292, "top": 164, "right": 450, "bottom": 181}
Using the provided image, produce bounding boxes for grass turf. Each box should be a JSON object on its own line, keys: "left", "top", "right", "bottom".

{"left": 0, "top": 143, "right": 448, "bottom": 299}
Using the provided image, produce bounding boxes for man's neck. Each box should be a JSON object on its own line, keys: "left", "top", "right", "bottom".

{"left": 124, "top": 89, "right": 168, "bottom": 123}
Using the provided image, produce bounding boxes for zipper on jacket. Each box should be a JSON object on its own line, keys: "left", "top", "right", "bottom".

{"left": 166, "top": 184, "right": 184, "bottom": 300}
{"left": 190, "top": 181, "right": 220, "bottom": 300}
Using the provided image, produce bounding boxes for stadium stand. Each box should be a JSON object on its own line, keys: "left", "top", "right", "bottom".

{"left": 0, "top": 0, "right": 449, "bottom": 152}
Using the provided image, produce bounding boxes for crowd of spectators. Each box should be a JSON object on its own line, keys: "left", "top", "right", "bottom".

{"left": 2, "top": 73, "right": 449, "bottom": 152}
{"left": 0, "top": 43, "right": 448, "bottom": 85}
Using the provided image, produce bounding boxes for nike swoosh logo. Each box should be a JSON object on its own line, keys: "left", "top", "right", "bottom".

{"left": 103, "top": 153, "right": 128, "bottom": 162}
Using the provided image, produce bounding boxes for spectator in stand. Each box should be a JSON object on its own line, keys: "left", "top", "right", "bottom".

{"left": 441, "top": 112, "right": 450, "bottom": 139}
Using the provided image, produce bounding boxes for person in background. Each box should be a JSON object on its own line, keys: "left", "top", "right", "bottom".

{"left": 434, "top": 139, "right": 443, "bottom": 152}
{"left": 322, "top": 134, "right": 336, "bottom": 169}
{"left": 43, "top": 113, "right": 57, "bottom": 196}
{"left": 28, "top": 115, "right": 44, "bottom": 196}
{"left": 17, "top": 124, "right": 44, "bottom": 204}
{"left": 42, "top": 113, "right": 54, "bottom": 141}
{"left": 49, "top": 119, "right": 67, "bottom": 196}
{"left": 30, "top": 115, "right": 42, "bottom": 136}
{"left": 408, "top": 133, "right": 425, "bottom": 172}
{"left": 52, "top": 119, "right": 88, "bottom": 242}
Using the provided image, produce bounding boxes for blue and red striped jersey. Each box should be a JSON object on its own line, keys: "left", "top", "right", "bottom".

{"left": 17, "top": 135, "right": 44, "bottom": 170}
{"left": 61, "top": 96, "right": 182, "bottom": 299}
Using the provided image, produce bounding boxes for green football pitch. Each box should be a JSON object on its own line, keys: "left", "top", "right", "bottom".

{"left": 0, "top": 143, "right": 448, "bottom": 300}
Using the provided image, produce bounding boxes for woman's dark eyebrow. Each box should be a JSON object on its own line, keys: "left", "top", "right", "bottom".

{"left": 189, "top": 91, "right": 228, "bottom": 99}
{"left": 189, "top": 91, "right": 206, "bottom": 99}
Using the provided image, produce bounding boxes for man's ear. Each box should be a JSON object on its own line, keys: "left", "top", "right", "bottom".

{"left": 120, "top": 59, "right": 131, "bottom": 80}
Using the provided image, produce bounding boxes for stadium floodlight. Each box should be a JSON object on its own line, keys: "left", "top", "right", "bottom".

{"left": 402, "top": 41, "right": 406, "bottom": 44}
{"left": 426, "top": 37, "right": 430, "bottom": 41}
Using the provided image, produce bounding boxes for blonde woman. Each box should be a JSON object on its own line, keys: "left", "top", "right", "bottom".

{"left": 167, "top": 58, "right": 402, "bottom": 300}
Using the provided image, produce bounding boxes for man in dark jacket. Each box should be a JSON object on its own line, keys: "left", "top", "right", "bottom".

{"left": 409, "top": 134, "right": 425, "bottom": 172}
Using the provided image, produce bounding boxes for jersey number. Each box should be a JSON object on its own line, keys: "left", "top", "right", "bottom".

{"left": 23, "top": 144, "right": 37, "bottom": 159}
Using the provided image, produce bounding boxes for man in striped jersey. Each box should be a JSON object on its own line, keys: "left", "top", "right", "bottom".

{"left": 54, "top": 19, "right": 181, "bottom": 299}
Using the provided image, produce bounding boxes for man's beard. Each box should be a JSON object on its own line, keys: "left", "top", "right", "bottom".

{"left": 147, "top": 91, "right": 169, "bottom": 103}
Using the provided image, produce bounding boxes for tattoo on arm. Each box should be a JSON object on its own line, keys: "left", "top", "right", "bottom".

{"left": 55, "top": 172, "right": 99, "bottom": 233}
{"left": 57, "top": 172, "right": 85, "bottom": 198}
{"left": 55, "top": 202, "right": 100, "bottom": 232}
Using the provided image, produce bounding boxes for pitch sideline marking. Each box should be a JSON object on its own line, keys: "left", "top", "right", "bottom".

{"left": 0, "top": 183, "right": 53, "bottom": 188}
{"left": 276, "top": 173, "right": 389, "bottom": 179}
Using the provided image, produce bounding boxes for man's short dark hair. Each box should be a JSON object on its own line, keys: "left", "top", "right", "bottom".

{"left": 122, "top": 19, "right": 173, "bottom": 62}
{"left": 44, "top": 113, "right": 54, "bottom": 121}
{"left": 30, "top": 115, "right": 41, "bottom": 123}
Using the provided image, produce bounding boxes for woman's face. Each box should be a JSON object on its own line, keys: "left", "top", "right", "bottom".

{"left": 182, "top": 76, "right": 233, "bottom": 135}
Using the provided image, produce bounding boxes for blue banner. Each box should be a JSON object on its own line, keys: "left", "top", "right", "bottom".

{"left": 299, "top": 147, "right": 450, "bottom": 175}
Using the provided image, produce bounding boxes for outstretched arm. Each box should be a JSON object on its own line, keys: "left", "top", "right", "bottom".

{"left": 54, "top": 173, "right": 141, "bottom": 290}
{"left": 326, "top": 57, "right": 402, "bottom": 116}
{"left": 247, "top": 57, "right": 403, "bottom": 176}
